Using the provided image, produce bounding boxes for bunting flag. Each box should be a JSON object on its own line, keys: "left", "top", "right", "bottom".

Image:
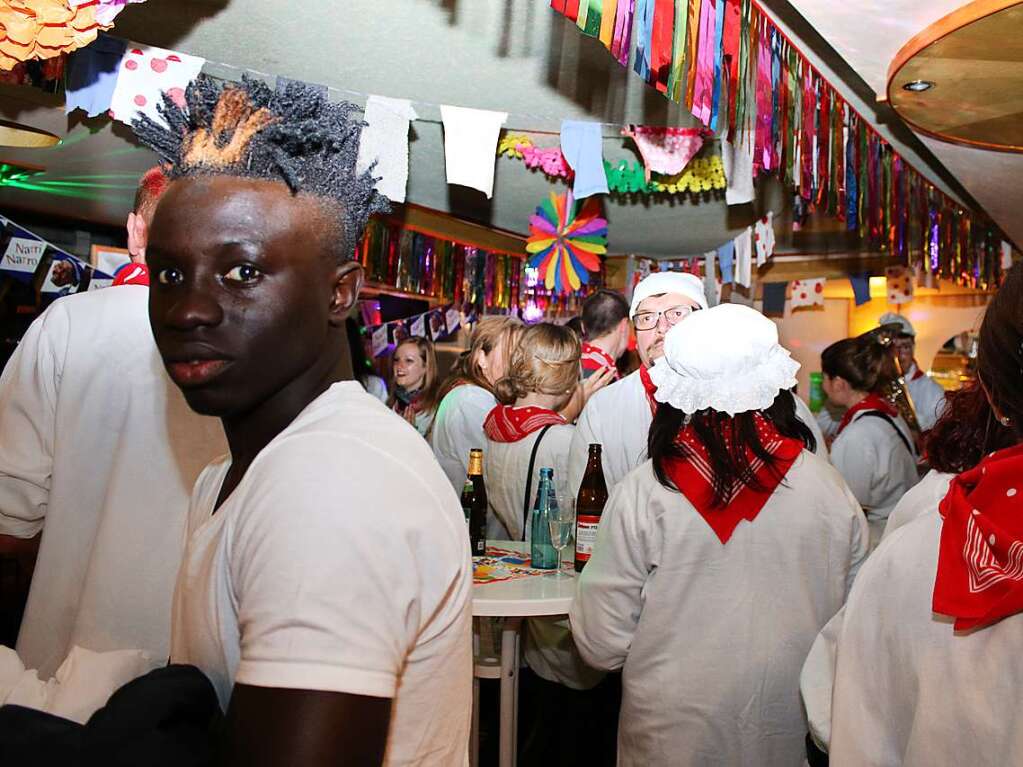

{"left": 0, "top": 215, "right": 114, "bottom": 299}
{"left": 886, "top": 265, "right": 914, "bottom": 305}
{"left": 548, "top": 0, "right": 1010, "bottom": 288}
{"left": 789, "top": 277, "right": 825, "bottom": 309}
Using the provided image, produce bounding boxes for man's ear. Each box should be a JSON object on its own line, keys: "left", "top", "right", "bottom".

{"left": 126, "top": 212, "right": 148, "bottom": 263}
{"left": 329, "top": 261, "right": 363, "bottom": 326}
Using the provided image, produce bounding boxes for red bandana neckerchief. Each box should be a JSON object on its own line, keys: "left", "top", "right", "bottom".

{"left": 581, "top": 342, "right": 619, "bottom": 379}
{"left": 112, "top": 262, "right": 149, "bottom": 287}
{"left": 483, "top": 405, "right": 567, "bottom": 443}
{"left": 662, "top": 412, "right": 804, "bottom": 544}
{"left": 836, "top": 393, "right": 898, "bottom": 435}
{"left": 933, "top": 444, "right": 1023, "bottom": 631}
{"left": 909, "top": 363, "right": 925, "bottom": 381}
{"left": 639, "top": 365, "right": 658, "bottom": 415}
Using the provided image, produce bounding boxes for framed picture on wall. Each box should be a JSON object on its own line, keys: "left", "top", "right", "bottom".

{"left": 90, "top": 244, "right": 131, "bottom": 278}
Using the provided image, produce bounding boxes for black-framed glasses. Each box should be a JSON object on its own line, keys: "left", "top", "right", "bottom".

{"left": 633, "top": 305, "right": 700, "bottom": 331}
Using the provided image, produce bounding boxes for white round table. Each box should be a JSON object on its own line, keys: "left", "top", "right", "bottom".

{"left": 470, "top": 541, "right": 578, "bottom": 767}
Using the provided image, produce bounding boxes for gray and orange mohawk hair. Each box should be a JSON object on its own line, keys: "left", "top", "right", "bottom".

{"left": 131, "top": 75, "right": 390, "bottom": 257}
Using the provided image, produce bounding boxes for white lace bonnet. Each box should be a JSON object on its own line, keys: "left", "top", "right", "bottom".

{"left": 648, "top": 303, "right": 800, "bottom": 416}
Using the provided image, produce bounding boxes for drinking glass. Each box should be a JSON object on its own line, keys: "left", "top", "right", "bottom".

{"left": 548, "top": 496, "right": 576, "bottom": 574}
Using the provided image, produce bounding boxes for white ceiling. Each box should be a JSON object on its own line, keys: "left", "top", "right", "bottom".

{"left": 787, "top": 0, "right": 1023, "bottom": 247}
{"left": 0, "top": 0, "right": 1011, "bottom": 254}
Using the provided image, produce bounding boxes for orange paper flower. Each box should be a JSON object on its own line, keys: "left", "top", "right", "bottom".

{"left": 0, "top": 0, "right": 105, "bottom": 70}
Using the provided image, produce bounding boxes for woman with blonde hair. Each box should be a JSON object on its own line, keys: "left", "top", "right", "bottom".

{"left": 387, "top": 336, "right": 440, "bottom": 437}
{"left": 484, "top": 322, "right": 584, "bottom": 541}
{"left": 431, "top": 315, "right": 524, "bottom": 490}
{"left": 483, "top": 322, "right": 615, "bottom": 761}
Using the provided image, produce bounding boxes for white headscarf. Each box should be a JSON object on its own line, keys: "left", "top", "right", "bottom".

{"left": 648, "top": 304, "right": 800, "bottom": 415}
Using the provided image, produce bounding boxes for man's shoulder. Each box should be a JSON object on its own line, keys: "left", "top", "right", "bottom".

{"left": 259, "top": 384, "right": 453, "bottom": 494}
{"left": 589, "top": 369, "right": 642, "bottom": 406}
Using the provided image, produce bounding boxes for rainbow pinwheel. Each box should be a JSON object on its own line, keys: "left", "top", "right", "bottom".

{"left": 525, "top": 191, "right": 607, "bottom": 294}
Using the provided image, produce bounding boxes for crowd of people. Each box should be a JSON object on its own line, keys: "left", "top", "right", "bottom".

{"left": 0, "top": 74, "right": 1020, "bottom": 767}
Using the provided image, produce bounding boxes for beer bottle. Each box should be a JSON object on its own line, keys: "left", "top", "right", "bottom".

{"left": 575, "top": 444, "right": 608, "bottom": 572}
{"left": 465, "top": 448, "right": 488, "bottom": 557}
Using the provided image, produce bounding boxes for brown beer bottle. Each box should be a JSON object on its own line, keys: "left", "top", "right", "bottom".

{"left": 575, "top": 444, "right": 608, "bottom": 572}
{"left": 465, "top": 448, "right": 488, "bottom": 557}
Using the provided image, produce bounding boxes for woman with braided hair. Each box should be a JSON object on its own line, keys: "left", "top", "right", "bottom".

{"left": 137, "top": 76, "right": 472, "bottom": 766}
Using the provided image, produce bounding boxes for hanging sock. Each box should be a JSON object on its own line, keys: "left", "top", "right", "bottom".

{"left": 356, "top": 96, "right": 418, "bottom": 204}
{"left": 650, "top": 0, "right": 675, "bottom": 93}
{"left": 561, "top": 120, "right": 609, "bottom": 198}
{"left": 611, "top": 0, "right": 636, "bottom": 65}
{"left": 753, "top": 211, "right": 775, "bottom": 266}
{"left": 734, "top": 226, "right": 753, "bottom": 287}
{"left": 717, "top": 239, "right": 735, "bottom": 284}
{"left": 721, "top": 137, "right": 754, "bottom": 205}
{"left": 440, "top": 105, "right": 508, "bottom": 198}
{"left": 709, "top": 0, "right": 727, "bottom": 130}
{"left": 633, "top": 0, "right": 655, "bottom": 83}
{"left": 691, "top": 0, "right": 715, "bottom": 126}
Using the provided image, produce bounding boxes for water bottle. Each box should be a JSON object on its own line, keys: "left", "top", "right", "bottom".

{"left": 530, "top": 467, "right": 559, "bottom": 570}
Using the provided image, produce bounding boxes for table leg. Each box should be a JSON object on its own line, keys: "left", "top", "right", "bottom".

{"left": 498, "top": 616, "right": 522, "bottom": 767}
{"left": 470, "top": 676, "right": 480, "bottom": 767}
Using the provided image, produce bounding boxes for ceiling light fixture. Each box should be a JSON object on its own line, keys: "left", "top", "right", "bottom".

{"left": 902, "top": 80, "right": 935, "bottom": 92}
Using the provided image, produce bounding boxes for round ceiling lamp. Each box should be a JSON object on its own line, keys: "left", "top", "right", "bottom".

{"left": 0, "top": 119, "right": 61, "bottom": 149}
{"left": 887, "top": 0, "right": 1023, "bottom": 153}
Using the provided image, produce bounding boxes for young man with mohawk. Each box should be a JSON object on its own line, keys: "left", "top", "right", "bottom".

{"left": 135, "top": 76, "right": 472, "bottom": 766}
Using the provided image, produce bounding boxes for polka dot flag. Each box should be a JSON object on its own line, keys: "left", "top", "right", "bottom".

{"left": 885, "top": 265, "right": 914, "bottom": 305}
{"left": 789, "top": 277, "right": 825, "bottom": 309}
{"left": 109, "top": 43, "right": 205, "bottom": 128}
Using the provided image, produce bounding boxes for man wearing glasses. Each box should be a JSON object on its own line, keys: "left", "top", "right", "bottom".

{"left": 567, "top": 272, "right": 709, "bottom": 495}
{"left": 568, "top": 271, "right": 826, "bottom": 496}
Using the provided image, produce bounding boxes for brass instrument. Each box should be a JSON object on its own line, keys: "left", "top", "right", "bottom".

{"left": 857, "top": 322, "right": 924, "bottom": 443}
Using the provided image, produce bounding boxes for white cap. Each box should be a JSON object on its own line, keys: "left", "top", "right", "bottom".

{"left": 648, "top": 304, "right": 800, "bottom": 416}
{"left": 629, "top": 270, "right": 708, "bottom": 319}
{"left": 878, "top": 312, "right": 915, "bottom": 337}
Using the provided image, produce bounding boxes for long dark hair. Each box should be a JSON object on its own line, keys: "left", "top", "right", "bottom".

{"left": 977, "top": 261, "right": 1023, "bottom": 443}
{"left": 648, "top": 390, "right": 816, "bottom": 508}
{"left": 925, "top": 381, "right": 1017, "bottom": 474}
{"left": 821, "top": 335, "right": 895, "bottom": 393}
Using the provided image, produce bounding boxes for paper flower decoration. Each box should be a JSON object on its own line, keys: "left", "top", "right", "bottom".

{"left": 526, "top": 191, "right": 607, "bottom": 294}
{"left": 68, "top": 0, "right": 146, "bottom": 26}
{"left": 0, "top": 1, "right": 104, "bottom": 70}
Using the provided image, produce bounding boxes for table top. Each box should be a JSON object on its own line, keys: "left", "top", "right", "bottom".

{"left": 472, "top": 541, "right": 578, "bottom": 618}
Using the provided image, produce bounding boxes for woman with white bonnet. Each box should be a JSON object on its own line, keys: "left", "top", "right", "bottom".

{"left": 567, "top": 272, "right": 826, "bottom": 499}
{"left": 570, "top": 304, "right": 868, "bottom": 767}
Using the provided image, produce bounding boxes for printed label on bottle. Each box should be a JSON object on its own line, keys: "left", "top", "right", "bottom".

{"left": 575, "top": 515, "right": 601, "bottom": 559}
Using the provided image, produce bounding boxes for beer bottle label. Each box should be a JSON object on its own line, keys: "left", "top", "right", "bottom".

{"left": 575, "top": 515, "right": 601, "bottom": 559}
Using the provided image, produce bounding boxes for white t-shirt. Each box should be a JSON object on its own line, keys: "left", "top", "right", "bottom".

{"left": 484, "top": 422, "right": 574, "bottom": 541}
{"left": 568, "top": 371, "right": 828, "bottom": 497}
{"left": 570, "top": 451, "right": 867, "bottom": 767}
{"left": 364, "top": 374, "right": 388, "bottom": 403}
{"left": 0, "top": 286, "right": 225, "bottom": 677}
{"left": 830, "top": 409, "right": 919, "bottom": 549}
{"left": 431, "top": 384, "right": 496, "bottom": 491}
{"left": 170, "top": 382, "right": 472, "bottom": 766}
{"left": 828, "top": 513, "right": 1023, "bottom": 766}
